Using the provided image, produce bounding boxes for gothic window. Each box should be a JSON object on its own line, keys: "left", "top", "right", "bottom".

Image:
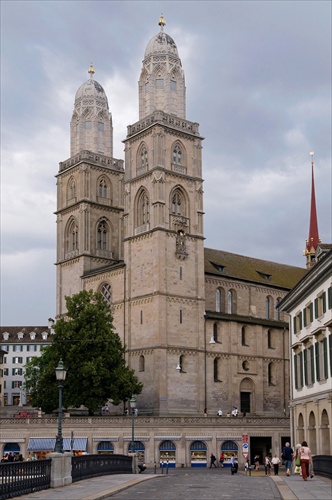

{"left": 170, "top": 80, "right": 177, "bottom": 91}
{"left": 139, "top": 355, "right": 145, "bottom": 372}
{"left": 172, "top": 190, "right": 182, "bottom": 215}
{"left": 68, "top": 177, "right": 76, "bottom": 200}
{"left": 173, "top": 144, "right": 182, "bottom": 165}
{"left": 242, "top": 360, "right": 249, "bottom": 371}
{"left": 97, "top": 221, "right": 108, "bottom": 250}
{"left": 213, "top": 322, "right": 218, "bottom": 343}
{"left": 136, "top": 189, "right": 150, "bottom": 226}
{"left": 100, "top": 283, "right": 112, "bottom": 306}
{"left": 66, "top": 218, "right": 78, "bottom": 254}
{"left": 156, "top": 79, "right": 164, "bottom": 89}
{"left": 99, "top": 178, "right": 108, "bottom": 198}
{"left": 268, "top": 362, "right": 275, "bottom": 386}
{"left": 140, "top": 146, "right": 148, "bottom": 169}
{"left": 98, "top": 122, "right": 104, "bottom": 132}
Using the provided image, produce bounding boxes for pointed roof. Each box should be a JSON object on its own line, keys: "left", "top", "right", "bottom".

{"left": 305, "top": 152, "right": 320, "bottom": 261}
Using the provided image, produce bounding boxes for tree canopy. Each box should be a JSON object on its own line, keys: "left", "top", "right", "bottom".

{"left": 25, "top": 290, "right": 142, "bottom": 414}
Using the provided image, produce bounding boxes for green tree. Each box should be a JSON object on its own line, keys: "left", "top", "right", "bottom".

{"left": 25, "top": 290, "right": 142, "bottom": 414}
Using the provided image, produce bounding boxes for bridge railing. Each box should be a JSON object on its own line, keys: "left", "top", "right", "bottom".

{"left": 0, "top": 459, "right": 51, "bottom": 500}
{"left": 72, "top": 454, "right": 132, "bottom": 482}
{"left": 312, "top": 455, "right": 332, "bottom": 479}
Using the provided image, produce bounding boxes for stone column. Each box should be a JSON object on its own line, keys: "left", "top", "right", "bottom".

{"left": 49, "top": 452, "right": 72, "bottom": 488}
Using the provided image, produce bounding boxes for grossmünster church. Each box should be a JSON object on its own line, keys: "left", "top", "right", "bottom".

{"left": 54, "top": 15, "right": 307, "bottom": 461}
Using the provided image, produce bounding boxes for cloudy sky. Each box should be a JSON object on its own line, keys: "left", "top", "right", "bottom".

{"left": 1, "top": 0, "right": 331, "bottom": 326}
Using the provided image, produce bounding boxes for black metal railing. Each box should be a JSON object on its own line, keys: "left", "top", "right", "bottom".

{"left": 0, "top": 459, "right": 51, "bottom": 500}
{"left": 312, "top": 455, "right": 332, "bottom": 479}
{"left": 72, "top": 454, "right": 132, "bottom": 482}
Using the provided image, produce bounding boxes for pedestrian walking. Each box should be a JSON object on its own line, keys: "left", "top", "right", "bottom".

{"left": 282, "top": 442, "right": 294, "bottom": 476}
{"left": 209, "top": 453, "right": 217, "bottom": 468}
{"left": 230, "top": 454, "right": 238, "bottom": 475}
{"left": 264, "top": 456, "right": 271, "bottom": 476}
{"left": 219, "top": 453, "right": 225, "bottom": 467}
{"left": 271, "top": 454, "right": 280, "bottom": 475}
{"left": 254, "top": 454, "right": 260, "bottom": 471}
{"left": 298, "top": 441, "right": 312, "bottom": 481}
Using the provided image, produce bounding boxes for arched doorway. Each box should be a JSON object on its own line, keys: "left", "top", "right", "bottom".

{"left": 298, "top": 413, "right": 304, "bottom": 444}
{"left": 97, "top": 441, "right": 114, "bottom": 455}
{"left": 321, "top": 409, "right": 330, "bottom": 455}
{"left": 308, "top": 411, "right": 317, "bottom": 454}
{"left": 128, "top": 440, "right": 145, "bottom": 462}
{"left": 159, "top": 440, "right": 176, "bottom": 468}
{"left": 190, "top": 440, "right": 207, "bottom": 467}
{"left": 3, "top": 443, "right": 20, "bottom": 457}
{"left": 220, "top": 440, "right": 238, "bottom": 467}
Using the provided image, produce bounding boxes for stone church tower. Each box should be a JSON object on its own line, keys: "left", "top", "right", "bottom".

{"left": 56, "top": 16, "right": 206, "bottom": 414}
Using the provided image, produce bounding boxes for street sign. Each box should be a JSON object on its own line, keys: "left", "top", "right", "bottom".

{"left": 242, "top": 452, "right": 249, "bottom": 459}
{"left": 242, "top": 434, "right": 248, "bottom": 443}
{"left": 242, "top": 443, "right": 248, "bottom": 451}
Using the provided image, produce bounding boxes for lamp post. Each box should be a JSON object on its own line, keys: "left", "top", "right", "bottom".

{"left": 129, "top": 396, "right": 137, "bottom": 454}
{"left": 55, "top": 359, "right": 67, "bottom": 453}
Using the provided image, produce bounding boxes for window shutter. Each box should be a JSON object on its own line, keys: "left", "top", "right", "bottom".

{"left": 303, "top": 309, "right": 307, "bottom": 327}
{"left": 310, "top": 346, "right": 315, "bottom": 384}
{"left": 329, "top": 334, "right": 332, "bottom": 377}
{"left": 293, "top": 316, "right": 297, "bottom": 334}
{"left": 328, "top": 287, "right": 332, "bottom": 310}
{"left": 299, "top": 312, "right": 303, "bottom": 330}
{"left": 294, "top": 354, "right": 298, "bottom": 389}
{"left": 299, "top": 352, "right": 304, "bottom": 388}
{"left": 315, "top": 342, "right": 320, "bottom": 381}
{"left": 322, "top": 292, "right": 327, "bottom": 314}
{"left": 314, "top": 298, "right": 318, "bottom": 318}
{"left": 303, "top": 349, "right": 308, "bottom": 385}
{"left": 310, "top": 303, "right": 314, "bottom": 322}
{"left": 323, "top": 337, "right": 328, "bottom": 379}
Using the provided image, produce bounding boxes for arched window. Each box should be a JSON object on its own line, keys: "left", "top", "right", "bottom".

{"left": 268, "top": 362, "right": 275, "bottom": 385}
{"left": 227, "top": 290, "right": 235, "bottom": 314}
{"left": 97, "top": 221, "right": 108, "bottom": 250}
{"left": 267, "top": 329, "right": 273, "bottom": 349}
{"left": 141, "top": 147, "right": 148, "bottom": 168}
{"left": 66, "top": 218, "right": 78, "bottom": 257}
{"left": 99, "top": 178, "right": 107, "bottom": 198}
{"left": 137, "top": 189, "right": 150, "bottom": 227}
{"left": 69, "top": 178, "right": 76, "bottom": 200}
{"left": 213, "top": 323, "right": 218, "bottom": 343}
{"left": 241, "top": 326, "right": 247, "bottom": 346}
{"left": 177, "top": 354, "right": 185, "bottom": 373}
{"left": 139, "top": 355, "right": 145, "bottom": 372}
{"left": 173, "top": 144, "right": 182, "bottom": 165}
{"left": 266, "top": 296, "right": 273, "bottom": 319}
{"left": 214, "top": 358, "right": 221, "bottom": 382}
{"left": 100, "top": 283, "right": 112, "bottom": 306}
{"left": 216, "top": 287, "right": 225, "bottom": 313}
{"left": 171, "top": 190, "right": 182, "bottom": 215}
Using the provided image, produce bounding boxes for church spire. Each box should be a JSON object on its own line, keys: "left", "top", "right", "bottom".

{"left": 304, "top": 152, "right": 321, "bottom": 269}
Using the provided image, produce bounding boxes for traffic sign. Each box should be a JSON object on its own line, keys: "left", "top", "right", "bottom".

{"left": 242, "top": 434, "right": 248, "bottom": 443}
{"left": 242, "top": 452, "right": 249, "bottom": 459}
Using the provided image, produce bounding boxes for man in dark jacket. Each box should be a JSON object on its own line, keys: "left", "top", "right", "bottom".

{"left": 282, "top": 442, "right": 294, "bottom": 476}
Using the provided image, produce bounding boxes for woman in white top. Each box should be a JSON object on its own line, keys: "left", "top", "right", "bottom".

{"left": 299, "top": 441, "right": 312, "bottom": 480}
{"left": 271, "top": 453, "right": 281, "bottom": 475}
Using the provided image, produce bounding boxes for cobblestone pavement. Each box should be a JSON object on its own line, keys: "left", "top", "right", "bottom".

{"left": 105, "top": 468, "right": 282, "bottom": 500}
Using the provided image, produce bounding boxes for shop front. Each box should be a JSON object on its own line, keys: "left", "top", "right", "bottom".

{"left": 190, "top": 440, "right": 207, "bottom": 467}
{"left": 159, "top": 440, "right": 176, "bottom": 468}
{"left": 219, "top": 440, "right": 238, "bottom": 467}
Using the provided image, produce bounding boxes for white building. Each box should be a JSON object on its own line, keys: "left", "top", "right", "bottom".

{"left": 279, "top": 245, "right": 332, "bottom": 455}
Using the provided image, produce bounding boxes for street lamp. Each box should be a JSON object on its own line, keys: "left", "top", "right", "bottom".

{"left": 55, "top": 359, "right": 67, "bottom": 453}
{"left": 129, "top": 396, "right": 137, "bottom": 454}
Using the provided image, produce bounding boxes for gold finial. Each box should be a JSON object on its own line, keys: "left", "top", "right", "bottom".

{"left": 158, "top": 13, "right": 166, "bottom": 30}
{"left": 309, "top": 151, "right": 314, "bottom": 166}
{"left": 88, "top": 63, "right": 95, "bottom": 79}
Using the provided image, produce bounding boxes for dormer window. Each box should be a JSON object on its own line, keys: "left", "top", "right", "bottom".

{"left": 17, "top": 332, "right": 24, "bottom": 340}
{"left": 42, "top": 332, "right": 48, "bottom": 340}
{"left": 257, "top": 271, "right": 272, "bottom": 281}
{"left": 29, "top": 332, "right": 36, "bottom": 340}
{"left": 3, "top": 332, "right": 9, "bottom": 341}
{"left": 211, "top": 262, "right": 225, "bottom": 273}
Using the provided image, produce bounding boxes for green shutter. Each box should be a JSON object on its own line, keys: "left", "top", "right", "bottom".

{"left": 293, "top": 316, "right": 297, "bottom": 334}
{"left": 299, "top": 312, "right": 303, "bottom": 330}
{"left": 310, "top": 303, "right": 314, "bottom": 322}
{"left": 322, "top": 292, "right": 327, "bottom": 314}
{"left": 294, "top": 354, "right": 298, "bottom": 389}
{"left": 315, "top": 342, "right": 320, "bottom": 381}
{"left": 310, "top": 345, "right": 315, "bottom": 384}
{"left": 303, "top": 308, "right": 307, "bottom": 327}
{"left": 314, "top": 298, "right": 318, "bottom": 318}
{"left": 323, "top": 338, "right": 328, "bottom": 379}
{"left": 299, "top": 351, "right": 304, "bottom": 388}
{"left": 329, "top": 335, "right": 332, "bottom": 377}
{"left": 328, "top": 287, "right": 332, "bottom": 310}
{"left": 304, "top": 349, "right": 308, "bottom": 385}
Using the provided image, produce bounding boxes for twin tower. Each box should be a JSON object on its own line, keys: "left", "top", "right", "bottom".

{"left": 56, "top": 17, "right": 206, "bottom": 414}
